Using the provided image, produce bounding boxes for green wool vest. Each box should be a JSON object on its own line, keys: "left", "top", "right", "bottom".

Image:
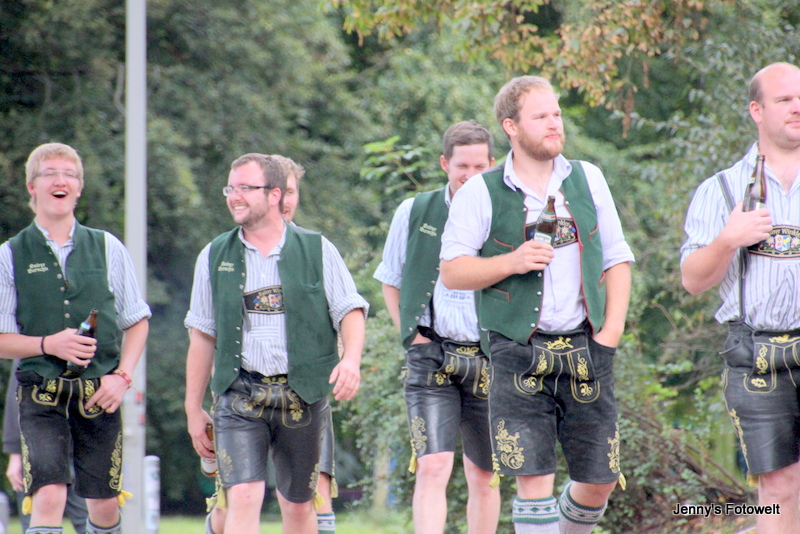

{"left": 399, "top": 188, "right": 449, "bottom": 348}
{"left": 209, "top": 224, "right": 338, "bottom": 403}
{"left": 10, "top": 223, "right": 120, "bottom": 378}
{"left": 479, "top": 162, "right": 606, "bottom": 348}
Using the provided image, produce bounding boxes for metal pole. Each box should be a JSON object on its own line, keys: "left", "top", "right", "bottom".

{"left": 123, "top": 0, "right": 147, "bottom": 531}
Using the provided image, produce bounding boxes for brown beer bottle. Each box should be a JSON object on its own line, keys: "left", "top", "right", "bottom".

{"left": 531, "top": 196, "right": 558, "bottom": 245}
{"left": 744, "top": 154, "right": 767, "bottom": 211}
{"left": 66, "top": 308, "right": 97, "bottom": 376}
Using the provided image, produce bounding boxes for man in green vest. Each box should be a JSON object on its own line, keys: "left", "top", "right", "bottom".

{"left": 203, "top": 155, "right": 340, "bottom": 534}
{"left": 440, "top": 77, "right": 634, "bottom": 534}
{"left": 374, "top": 121, "right": 500, "bottom": 533}
{"left": 0, "top": 142, "right": 151, "bottom": 534}
{"left": 184, "top": 153, "right": 368, "bottom": 534}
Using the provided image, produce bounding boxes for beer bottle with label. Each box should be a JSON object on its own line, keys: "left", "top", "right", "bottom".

{"left": 201, "top": 422, "right": 218, "bottom": 477}
{"left": 531, "top": 195, "right": 558, "bottom": 245}
{"left": 744, "top": 154, "right": 767, "bottom": 211}
{"left": 66, "top": 308, "right": 97, "bottom": 376}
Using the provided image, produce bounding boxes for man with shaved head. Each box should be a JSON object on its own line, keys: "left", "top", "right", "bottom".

{"left": 681, "top": 62, "right": 800, "bottom": 532}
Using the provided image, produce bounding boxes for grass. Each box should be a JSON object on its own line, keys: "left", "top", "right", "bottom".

{"left": 2, "top": 510, "right": 413, "bottom": 534}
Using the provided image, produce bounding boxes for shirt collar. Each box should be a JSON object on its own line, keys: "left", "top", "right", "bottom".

{"left": 500, "top": 150, "right": 573, "bottom": 193}
{"left": 237, "top": 223, "right": 287, "bottom": 256}
{"left": 35, "top": 219, "right": 77, "bottom": 244}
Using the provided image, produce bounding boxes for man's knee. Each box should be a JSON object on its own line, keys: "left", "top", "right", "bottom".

{"left": 415, "top": 452, "right": 455, "bottom": 480}
{"left": 758, "top": 462, "right": 800, "bottom": 502}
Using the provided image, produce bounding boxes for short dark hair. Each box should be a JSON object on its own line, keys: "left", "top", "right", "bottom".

{"left": 230, "top": 153, "right": 287, "bottom": 210}
{"left": 442, "top": 120, "right": 494, "bottom": 161}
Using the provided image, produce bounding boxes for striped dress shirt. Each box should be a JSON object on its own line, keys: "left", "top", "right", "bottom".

{"left": 185, "top": 226, "right": 368, "bottom": 378}
{"left": 681, "top": 143, "right": 800, "bottom": 330}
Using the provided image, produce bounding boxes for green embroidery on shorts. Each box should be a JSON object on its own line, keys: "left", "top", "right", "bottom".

{"left": 409, "top": 416, "right": 428, "bottom": 456}
{"left": 495, "top": 420, "right": 524, "bottom": 470}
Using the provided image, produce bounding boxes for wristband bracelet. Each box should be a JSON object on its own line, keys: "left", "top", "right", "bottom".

{"left": 112, "top": 368, "right": 133, "bottom": 388}
{"left": 40, "top": 336, "right": 47, "bottom": 356}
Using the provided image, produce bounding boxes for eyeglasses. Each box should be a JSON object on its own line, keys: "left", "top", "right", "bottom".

{"left": 36, "top": 169, "right": 79, "bottom": 180}
{"left": 222, "top": 184, "right": 269, "bottom": 197}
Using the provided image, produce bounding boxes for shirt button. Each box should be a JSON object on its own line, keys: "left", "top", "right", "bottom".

{"left": 57, "top": 274, "right": 63, "bottom": 279}
{"left": 60, "top": 287, "right": 65, "bottom": 292}
{"left": 426, "top": 292, "right": 431, "bottom": 297}
{"left": 236, "top": 327, "right": 241, "bottom": 331}
{"left": 537, "top": 291, "right": 542, "bottom": 296}
{"left": 534, "top": 307, "right": 540, "bottom": 312}
{"left": 233, "top": 367, "right": 239, "bottom": 372}
{"left": 530, "top": 323, "right": 536, "bottom": 328}
{"left": 64, "top": 300, "right": 69, "bottom": 305}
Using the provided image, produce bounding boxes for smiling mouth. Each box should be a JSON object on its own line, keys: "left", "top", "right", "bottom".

{"left": 52, "top": 191, "right": 67, "bottom": 198}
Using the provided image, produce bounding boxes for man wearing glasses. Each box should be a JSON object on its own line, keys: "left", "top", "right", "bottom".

{"left": 184, "top": 153, "right": 367, "bottom": 534}
{"left": 0, "top": 142, "right": 151, "bottom": 534}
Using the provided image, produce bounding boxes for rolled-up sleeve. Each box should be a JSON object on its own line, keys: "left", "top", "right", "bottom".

{"left": 0, "top": 243, "right": 19, "bottom": 334}
{"left": 184, "top": 243, "right": 218, "bottom": 337}
{"left": 322, "top": 237, "right": 369, "bottom": 330}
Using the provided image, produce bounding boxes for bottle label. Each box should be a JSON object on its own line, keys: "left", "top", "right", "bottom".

{"left": 532, "top": 231, "right": 553, "bottom": 244}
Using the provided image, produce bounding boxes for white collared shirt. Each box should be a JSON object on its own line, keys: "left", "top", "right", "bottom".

{"left": 681, "top": 142, "right": 800, "bottom": 329}
{"left": 440, "top": 151, "right": 634, "bottom": 332}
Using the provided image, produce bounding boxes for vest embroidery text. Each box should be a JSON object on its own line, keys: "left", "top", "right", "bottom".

{"left": 26, "top": 263, "right": 48, "bottom": 274}
{"left": 217, "top": 261, "right": 235, "bottom": 272}
{"left": 419, "top": 223, "right": 437, "bottom": 237}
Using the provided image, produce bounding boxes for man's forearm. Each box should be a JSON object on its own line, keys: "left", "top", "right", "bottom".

{"left": 184, "top": 328, "right": 216, "bottom": 413}
{"left": 117, "top": 318, "right": 149, "bottom": 376}
{"left": 440, "top": 255, "right": 514, "bottom": 291}
{"left": 339, "top": 308, "right": 366, "bottom": 365}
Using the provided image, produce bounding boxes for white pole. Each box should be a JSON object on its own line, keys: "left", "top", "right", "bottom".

{"left": 123, "top": 0, "right": 148, "bottom": 531}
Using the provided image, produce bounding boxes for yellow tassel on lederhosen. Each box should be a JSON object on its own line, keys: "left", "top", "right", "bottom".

{"left": 747, "top": 473, "right": 758, "bottom": 487}
{"left": 489, "top": 472, "right": 501, "bottom": 489}
{"left": 313, "top": 491, "right": 324, "bottom": 510}
{"left": 117, "top": 490, "right": 133, "bottom": 506}
{"left": 331, "top": 477, "right": 339, "bottom": 499}
{"left": 408, "top": 446, "right": 417, "bottom": 474}
{"left": 22, "top": 495, "right": 32, "bottom": 515}
{"left": 617, "top": 472, "right": 627, "bottom": 491}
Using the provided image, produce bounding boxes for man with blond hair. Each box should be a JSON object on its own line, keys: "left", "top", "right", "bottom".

{"left": 440, "top": 78, "right": 633, "bottom": 533}
{"left": 0, "top": 142, "right": 151, "bottom": 534}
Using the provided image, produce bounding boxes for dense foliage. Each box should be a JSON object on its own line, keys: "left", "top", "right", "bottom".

{"left": 0, "top": 0, "right": 798, "bottom": 531}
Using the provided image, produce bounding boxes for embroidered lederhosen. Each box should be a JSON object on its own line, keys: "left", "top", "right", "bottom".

{"left": 404, "top": 339, "right": 493, "bottom": 472}
{"left": 720, "top": 323, "right": 800, "bottom": 475}
{"left": 212, "top": 370, "right": 329, "bottom": 503}
{"left": 487, "top": 326, "right": 621, "bottom": 483}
